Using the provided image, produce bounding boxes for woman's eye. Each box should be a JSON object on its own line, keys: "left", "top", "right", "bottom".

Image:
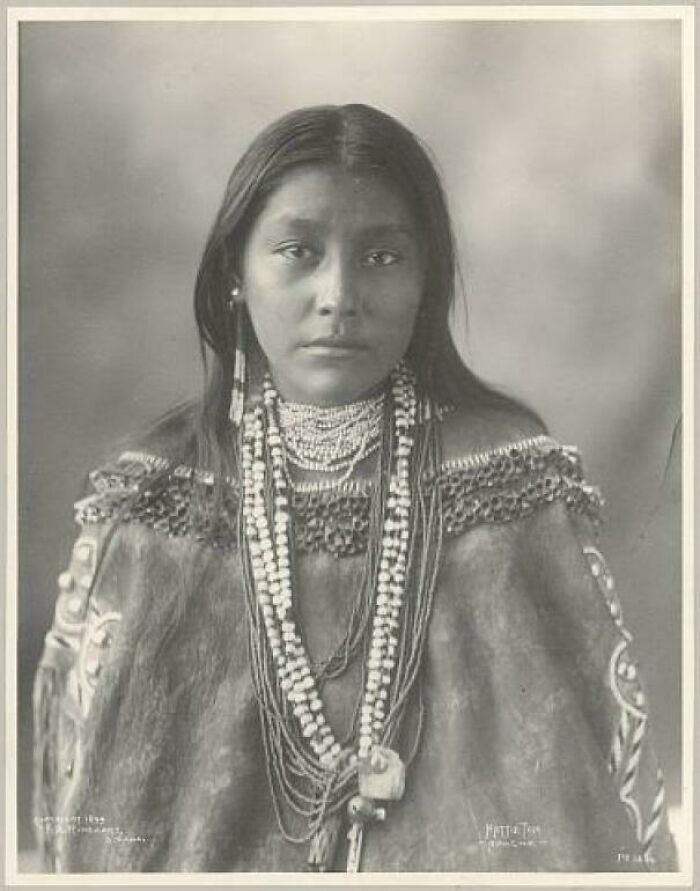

{"left": 363, "top": 250, "right": 401, "bottom": 268}
{"left": 275, "top": 243, "right": 316, "bottom": 262}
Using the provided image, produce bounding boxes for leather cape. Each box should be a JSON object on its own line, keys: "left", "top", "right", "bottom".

{"left": 32, "top": 417, "right": 678, "bottom": 873}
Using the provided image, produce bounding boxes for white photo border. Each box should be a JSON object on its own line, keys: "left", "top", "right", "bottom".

{"left": 4, "top": 4, "right": 695, "bottom": 887}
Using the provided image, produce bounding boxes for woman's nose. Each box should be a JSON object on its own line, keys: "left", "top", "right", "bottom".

{"left": 315, "top": 256, "right": 359, "bottom": 319}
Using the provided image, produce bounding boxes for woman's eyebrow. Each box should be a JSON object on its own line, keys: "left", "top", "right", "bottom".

{"left": 263, "top": 216, "right": 417, "bottom": 240}
{"left": 265, "top": 215, "right": 322, "bottom": 232}
{"left": 357, "top": 223, "right": 417, "bottom": 240}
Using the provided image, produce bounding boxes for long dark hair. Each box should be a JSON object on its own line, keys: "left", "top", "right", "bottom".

{"left": 107, "top": 104, "right": 545, "bottom": 655}
{"left": 137, "top": 104, "right": 542, "bottom": 480}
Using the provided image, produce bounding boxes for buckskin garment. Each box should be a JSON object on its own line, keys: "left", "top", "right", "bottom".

{"left": 32, "top": 407, "right": 678, "bottom": 873}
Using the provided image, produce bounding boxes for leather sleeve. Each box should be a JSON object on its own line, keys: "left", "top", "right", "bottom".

{"left": 32, "top": 517, "right": 123, "bottom": 872}
{"left": 517, "top": 504, "right": 679, "bottom": 870}
{"left": 570, "top": 517, "right": 678, "bottom": 870}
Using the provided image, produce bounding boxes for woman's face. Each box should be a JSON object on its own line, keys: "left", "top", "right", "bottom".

{"left": 239, "top": 164, "right": 427, "bottom": 405}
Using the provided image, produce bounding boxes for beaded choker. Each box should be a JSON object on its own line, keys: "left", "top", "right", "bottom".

{"left": 238, "top": 363, "right": 444, "bottom": 871}
{"left": 277, "top": 390, "right": 385, "bottom": 480}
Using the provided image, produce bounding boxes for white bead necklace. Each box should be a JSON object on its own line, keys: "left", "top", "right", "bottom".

{"left": 277, "top": 390, "right": 385, "bottom": 478}
{"left": 240, "top": 363, "right": 419, "bottom": 870}
{"left": 241, "top": 367, "right": 415, "bottom": 764}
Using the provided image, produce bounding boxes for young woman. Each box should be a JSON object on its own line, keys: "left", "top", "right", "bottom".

{"left": 33, "top": 104, "right": 677, "bottom": 872}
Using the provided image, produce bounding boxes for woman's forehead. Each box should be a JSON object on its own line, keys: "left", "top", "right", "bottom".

{"left": 253, "top": 165, "right": 419, "bottom": 235}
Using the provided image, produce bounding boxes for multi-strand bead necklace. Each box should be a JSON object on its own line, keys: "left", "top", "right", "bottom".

{"left": 277, "top": 390, "right": 384, "bottom": 478}
{"left": 238, "top": 363, "right": 442, "bottom": 871}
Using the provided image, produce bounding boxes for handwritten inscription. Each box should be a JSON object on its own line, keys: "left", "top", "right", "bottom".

{"left": 34, "top": 814, "right": 149, "bottom": 844}
{"left": 617, "top": 850, "right": 656, "bottom": 866}
{"left": 479, "top": 821, "right": 548, "bottom": 850}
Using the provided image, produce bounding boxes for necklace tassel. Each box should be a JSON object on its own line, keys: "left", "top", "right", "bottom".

{"left": 307, "top": 811, "right": 343, "bottom": 871}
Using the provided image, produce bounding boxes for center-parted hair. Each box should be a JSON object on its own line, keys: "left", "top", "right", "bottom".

{"left": 138, "top": 103, "right": 541, "bottom": 478}
{"left": 195, "top": 104, "right": 456, "bottom": 395}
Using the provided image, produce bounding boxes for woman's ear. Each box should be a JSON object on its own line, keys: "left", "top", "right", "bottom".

{"left": 227, "top": 280, "right": 245, "bottom": 311}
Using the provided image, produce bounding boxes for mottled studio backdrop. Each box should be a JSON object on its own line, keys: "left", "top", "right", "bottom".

{"left": 17, "top": 20, "right": 682, "bottom": 851}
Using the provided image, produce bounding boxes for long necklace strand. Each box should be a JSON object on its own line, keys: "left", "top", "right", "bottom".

{"left": 237, "top": 364, "right": 444, "bottom": 867}
{"left": 382, "top": 408, "right": 443, "bottom": 754}
{"left": 311, "top": 395, "right": 393, "bottom": 685}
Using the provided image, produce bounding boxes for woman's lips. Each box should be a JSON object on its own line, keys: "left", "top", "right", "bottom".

{"left": 304, "top": 338, "right": 369, "bottom": 357}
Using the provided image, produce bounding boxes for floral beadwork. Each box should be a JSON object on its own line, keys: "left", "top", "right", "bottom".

{"left": 41, "top": 531, "right": 123, "bottom": 713}
{"left": 76, "top": 603, "right": 122, "bottom": 719}
{"left": 584, "top": 546, "right": 626, "bottom": 629}
{"left": 43, "top": 533, "right": 101, "bottom": 662}
{"left": 73, "top": 437, "right": 603, "bottom": 558}
{"left": 584, "top": 546, "right": 666, "bottom": 860}
{"left": 36, "top": 530, "right": 123, "bottom": 793}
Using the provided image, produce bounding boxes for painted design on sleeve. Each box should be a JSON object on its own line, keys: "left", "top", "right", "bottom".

{"left": 40, "top": 531, "right": 123, "bottom": 764}
{"left": 42, "top": 533, "right": 100, "bottom": 664}
{"left": 64, "top": 532, "right": 122, "bottom": 720}
{"left": 583, "top": 546, "right": 666, "bottom": 859}
{"left": 75, "top": 604, "right": 122, "bottom": 720}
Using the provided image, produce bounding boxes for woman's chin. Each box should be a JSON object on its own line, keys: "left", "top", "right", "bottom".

{"left": 272, "top": 368, "right": 389, "bottom": 406}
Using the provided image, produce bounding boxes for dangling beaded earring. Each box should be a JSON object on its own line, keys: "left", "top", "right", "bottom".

{"left": 228, "top": 284, "right": 246, "bottom": 427}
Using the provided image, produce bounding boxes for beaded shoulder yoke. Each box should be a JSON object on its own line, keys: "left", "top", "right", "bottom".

{"left": 74, "top": 435, "right": 603, "bottom": 558}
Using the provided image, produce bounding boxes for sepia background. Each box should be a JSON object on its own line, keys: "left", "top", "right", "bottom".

{"left": 17, "top": 19, "right": 682, "bottom": 855}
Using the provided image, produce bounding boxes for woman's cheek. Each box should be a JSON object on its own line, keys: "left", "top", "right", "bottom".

{"left": 248, "top": 280, "right": 302, "bottom": 328}
{"left": 373, "top": 287, "right": 422, "bottom": 331}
